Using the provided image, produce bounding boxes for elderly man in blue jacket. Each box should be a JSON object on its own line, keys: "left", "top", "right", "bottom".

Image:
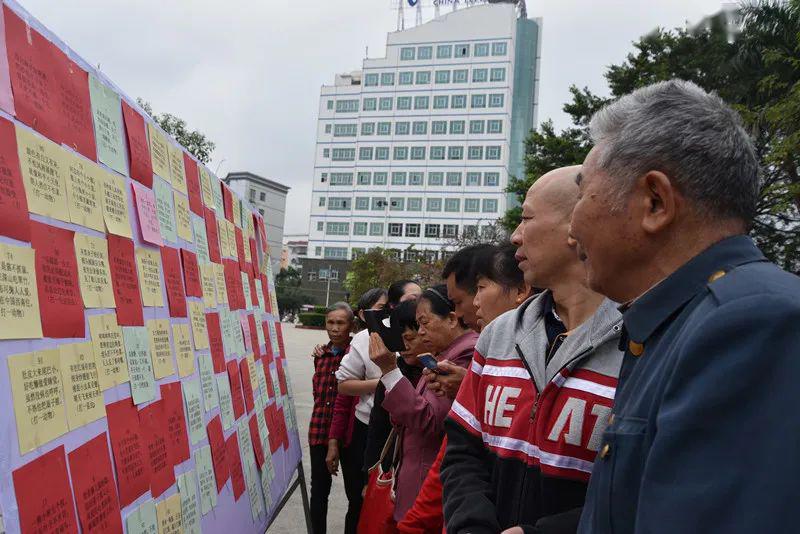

{"left": 570, "top": 78, "right": 800, "bottom": 534}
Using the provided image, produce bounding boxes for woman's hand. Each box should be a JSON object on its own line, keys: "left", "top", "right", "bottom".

{"left": 326, "top": 439, "right": 340, "bottom": 475}
{"left": 369, "top": 333, "right": 397, "bottom": 375}
{"left": 424, "top": 361, "right": 467, "bottom": 399}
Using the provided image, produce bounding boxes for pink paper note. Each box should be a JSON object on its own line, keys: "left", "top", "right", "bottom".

{"left": 131, "top": 181, "right": 162, "bottom": 246}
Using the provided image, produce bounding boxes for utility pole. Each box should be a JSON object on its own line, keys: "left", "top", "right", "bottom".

{"left": 325, "top": 264, "right": 332, "bottom": 307}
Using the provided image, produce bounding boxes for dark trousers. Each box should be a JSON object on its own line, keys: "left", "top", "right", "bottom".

{"left": 310, "top": 444, "right": 332, "bottom": 534}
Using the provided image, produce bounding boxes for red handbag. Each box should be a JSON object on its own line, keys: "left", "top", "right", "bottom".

{"left": 357, "top": 430, "right": 398, "bottom": 534}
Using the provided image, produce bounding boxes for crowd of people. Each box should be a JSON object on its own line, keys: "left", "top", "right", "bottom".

{"left": 307, "top": 79, "right": 800, "bottom": 534}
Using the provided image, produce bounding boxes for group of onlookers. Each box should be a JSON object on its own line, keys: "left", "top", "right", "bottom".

{"left": 308, "top": 79, "right": 800, "bottom": 534}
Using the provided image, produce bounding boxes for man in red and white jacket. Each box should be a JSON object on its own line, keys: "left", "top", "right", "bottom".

{"left": 441, "top": 167, "right": 624, "bottom": 533}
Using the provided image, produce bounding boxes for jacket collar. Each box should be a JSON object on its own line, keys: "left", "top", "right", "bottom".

{"left": 624, "top": 235, "right": 766, "bottom": 344}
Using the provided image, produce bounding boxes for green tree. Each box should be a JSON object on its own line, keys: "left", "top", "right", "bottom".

{"left": 503, "top": 2, "right": 800, "bottom": 272}
{"left": 275, "top": 267, "right": 308, "bottom": 320}
{"left": 343, "top": 248, "right": 409, "bottom": 307}
{"left": 137, "top": 98, "right": 216, "bottom": 163}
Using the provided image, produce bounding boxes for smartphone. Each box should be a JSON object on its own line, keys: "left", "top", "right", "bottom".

{"left": 363, "top": 309, "right": 406, "bottom": 352}
{"left": 417, "top": 353, "right": 450, "bottom": 375}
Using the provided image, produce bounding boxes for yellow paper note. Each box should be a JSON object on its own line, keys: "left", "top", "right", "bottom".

{"left": 61, "top": 151, "right": 105, "bottom": 231}
{"left": 8, "top": 349, "right": 68, "bottom": 454}
{"left": 214, "top": 263, "right": 228, "bottom": 305}
{"left": 156, "top": 492, "right": 183, "bottom": 534}
{"left": 16, "top": 125, "right": 69, "bottom": 221}
{"left": 167, "top": 144, "right": 187, "bottom": 194}
{"left": 99, "top": 166, "right": 133, "bottom": 238}
{"left": 226, "top": 220, "right": 237, "bottom": 258}
{"left": 199, "top": 166, "right": 214, "bottom": 207}
{"left": 147, "top": 318, "right": 175, "bottom": 379}
{"left": 244, "top": 236, "right": 252, "bottom": 264}
{"left": 74, "top": 233, "right": 115, "bottom": 308}
{"left": 88, "top": 313, "right": 129, "bottom": 390}
{"left": 200, "top": 264, "right": 216, "bottom": 308}
{"left": 173, "top": 322, "right": 194, "bottom": 377}
{"left": 246, "top": 214, "right": 255, "bottom": 241}
{"left": 58, "top": 341, "right": 105, "bottom": 430}
{"left": 188, "top": 300, "right": 209, "bottom": 350}
{"left": 0, "top": 243, "right": 43, "bottom": 339}
{"left": 216, "top": 218, "right": 228, "bottom": 258}
{"left": 136, "top": 247, "right": 164, "bottom": 307}
{"left": 148, "top": 123, "right": 170, "bottom": 180}
{"left": 232, "top": 197, "right": 241, "bottom": 229}
{"left": 173, "top": 192, "right": 193, "bottom": 243}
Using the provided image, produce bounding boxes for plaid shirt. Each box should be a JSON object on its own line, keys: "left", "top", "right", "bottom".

{"left": 309, "top": 340, "right": 350, "bottom": 446}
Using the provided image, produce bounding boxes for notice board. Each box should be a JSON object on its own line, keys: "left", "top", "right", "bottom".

{"left": 0, "top": 1, "right": 302, "bottom": 532}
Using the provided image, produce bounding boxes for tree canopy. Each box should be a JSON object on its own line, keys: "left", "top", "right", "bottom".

{"left": 137, "top": 98, "right": 216, "bottom": 164}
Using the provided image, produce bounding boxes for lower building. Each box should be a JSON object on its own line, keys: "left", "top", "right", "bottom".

{"left": 297, "top": 257, "right": 350, "bottom": 307}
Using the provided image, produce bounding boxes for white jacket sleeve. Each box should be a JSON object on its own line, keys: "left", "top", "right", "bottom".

{"left": 335, "top": 331, "right": 367, "bottom": 382}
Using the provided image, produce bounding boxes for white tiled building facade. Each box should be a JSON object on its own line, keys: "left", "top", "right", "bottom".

{"left": 308, "top": 3, "right": 541, "bottom": 261}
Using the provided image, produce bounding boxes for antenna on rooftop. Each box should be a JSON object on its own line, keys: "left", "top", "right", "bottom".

{"left": 397, "top": 0, "right": 405, "bottom": 30}
{"left": 415, "top": 0, "right": 423, "bottom": 26}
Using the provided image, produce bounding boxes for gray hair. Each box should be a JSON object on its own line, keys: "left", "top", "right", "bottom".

{"left": 588, "top": 79, "right": 759, "bottom": 223}
{"left": 325, "top": 301, "right": 354, "bottom": 322}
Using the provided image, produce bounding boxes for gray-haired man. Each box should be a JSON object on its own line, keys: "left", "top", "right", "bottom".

{"left": 572, "top": 79, "right": 800, "bottom": 533}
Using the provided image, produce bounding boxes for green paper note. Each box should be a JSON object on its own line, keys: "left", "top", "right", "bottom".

{"left": 238, "top": 421, "right": 263, "bottom": 521}
{"left": 195, "top": 445, "right": 217, "bottom": 515}
{"left": 254, "top": 310, "right": 265, "bottom": 349}
{"left": 177, "top": 470, "right": 200, "bottom": 534}
{"left": 255, "top": 360, "right": 269, "bottom": 402}
{"left": 153, "top": 177, "right": 178, "bottom": 243}
{"left": 191, "top": 216, "right": 210, "bottom": 264}
{"left": 126, "top": 499, "right": 158, "bottom": 534}
{"left": 182, "top": 379, "right": 205, "bottom": 445}
{"left": 197, "top": 354, "right": 219, "bottom": 412}
{"left": 122, "top": 326, "right": 156, "bottom": 405}
{"left": 89, "top": 74, "right": 127, "bottom": 175}
{"left": 211, "top": 175, "right": 223, "bottom": 213}
{"left": 216, "top": 374, "right": 235, "bottom": 430}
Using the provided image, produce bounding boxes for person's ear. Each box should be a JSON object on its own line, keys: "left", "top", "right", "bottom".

{"left": 448, "top": 311, "right": 459, "bottom": 328}
{"left": 634, "top": 171, "right": 678, "bottom": 234}
{"left": 515, "top": 283, "right": 531, "bottom": 304}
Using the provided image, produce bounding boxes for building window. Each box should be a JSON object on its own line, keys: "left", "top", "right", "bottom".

{"left": 413, "top": 96, "right": 429, "bottom": 110}
{"left": 371, "top": 197, "right": 386, "bottom": 210}
{"left": 326, "top": 100, "right": 334, "bottom": 110}
{"left": 324, "top": 247, "right": 348, "bottom": 259}
{"left": 317, "top": 221, "right": 323, "bottom": 231}
{"left": 492, "top": 42, "right": 508, "bottom": 56}
{"left": 321, "top": 172, "right": 328, "bottom": 182}
{"left": 432, "top": 121, "right": 447, "bottom": 134}
{"left": 483, "top": 199, "right": 499, "bottom": 213}
{"left": 405, "top": 223, "right": 420, "bottom": 237}
{"left": 319, "top": 197, "right": 326, "bottom": 207}
{"left": 259, "top": 191, "right": 266, "bottom": 201}
{"left": 433, "top": 95, "right": 449, "bottom": 109}
{"left": 380, "top": 72, "right": 395, "bottom": 86}
{"left": 449, "top": 120, "right": 465, "bottom": 135}
{"left": 410, "top": 146, "right": 426, "bottom": 160}
{"left": 357, "top": 172, "right": 371, "bottom": 185}
{"left": 409, "top": 172, "right": 423, "bottom": 185}
{"left": 425, "top": 224, "right": 441, "bottom": 238}
{"left": 354, "top": 222, "right": 368, "bottom": 235}
{"left": 390, "top": 198, "right": 405, "bottom": 211}
{"left": 308, "top": 271, "right": 317, "bottom": 281}
{"left": 465, "top": 198, "right": 480, "bottom": 212}
{"left": 484, "top": 172, "right": 500, "bottom": 186}
{"left": 373, "top": 172, "right": 388, "bottom": 185}
{"left": 325, "top": 124, "right": 332, "bottom": 133}
{"left": 407, "top": 198, "right": 422, "bottom": 211}
{"left": 249, "top": 190, "right": 256, "bottom": 201}
{"left": 430, "top": 146, "right": 445, "bottom": 160}
{"left": 426, "top": 198, "right": 442, "bottom": 212}
{"left": 443, "top": 224, "right": 459, "bottom": 238}
{"left": 335, "top": 99, "right": 359, "bottom": 113}
{"left": 258, "top": 207, "right": 264, "bottom": 215}
{"left": 453, "top": 69, "right": 468, "bottom": 83}
{"left": 391, "top": 171, "right": 407, "bottom": 185}
{"left": 466, "top": 172, "right": 481, "bottom": 186}
{"left": 412, "top": 121, "right": 427, "bottom": 135}
{"left": 428, "top": 172, "right": 444, "bottom": 186}
{"left": 361, "top": 122, "right": 375, "bottom": 135}
{"left": 373, "top": 123, "right": 389, "bottom": 137}
{"left": 451, "top": 94, "right": 467, "bottom": 108}
{"left": 388, "top": 223, "right": 403, "bottom": 236}
{"left": 445, "top": 198, "right": 461, "bottom": 212}
{"left": 435, "top": 70, "right": 450, "bottom": 84}
{"left": 352, "top": 247, "right": 366, "bottom": 258}
{"left": 437, "top": 44, "right": 452, "bottom": 58}
{"left": 454, "top": 44, "right": 469, "bottom": 58}
{"left": 328, "top": 197, "right": 351, "bottom": 210}
{"left": 369, "top": 222, "right": 384, "bottom": 236}
{"left": 486, "top": 146, "right": 501, "bottom": 160}
{"left": 446, "top": 172, "right": 462, "bottom": 186}
{"left": 397, "top": 96, "right": 412, "bottom": 110}
{"left": 355, "top": 197, "right": 369, "bottom": 210}
{"left": 331, "top": 148, "right": 355, "bottom": 161}
{"left": 363, "top": 98, "right": 377, "bottom": 111}
{"left": 326, "top": 222, "right": 349, "bottom": 235}
{"left": 359, "top": 147, "right": 373, "bottom": 160}
{"left": 379, "top": 97, "right": 393, "bottom": 111}
{"left": 468, "top": 146, "right": 484, "bottom": 160}
{"left": 471, "top": 94, "right": 486, "bottom": 108}
{"left": 472, "top": 68, "right": 488, "bottom": 83}
{"left": 490, "top": 68, "right": 506, "bottom": 82}
{"left": 329, "top": 270, "right": 340, "bottom": 281}
{"left": 315, "top": 246, "right": 322, "bottom": 256}
{"left": 375, "top": 147, "right": 390, "bottom": 160}
{"left": 489, "top": 94, "right": 505, "bottom": 108}
{"left": 334, "top": 123, "right": 358, "bottom": 137}
{"left": 395, "top": 121, "right": 410, "bottom": 135}
{"left": 416, "top": 71, "right": 431, "bottom": 84}
{"left": 487, "top": 119, "right": 503, "bottom": 133}
{"left": 400, "top": 47, "right": 415, "bottom": 60}
{"left": 448, "top": 146, "right": 464, "bottom": 160}
{"left": 399, "top": 71, "right": 414, "bottom": 85}
{"left": 365, "top": 73, "right": 379, "bottom": 86}
{"left": 393, "top": 147, "right": 409, "bottom": 161}
{"left": 470, "top": 120, "right": 485, "bottom": 134}
{"left": 330, "top": 172, "right": 353, "bottom": 185}
{"left": 417, "top": 46, "right": 433, "bottom": 60}
{"left": 474, "top": 43, "right": 490, "bottom": 57}
{"left": 323, "top": 148, "right": 330, "bottom": 158}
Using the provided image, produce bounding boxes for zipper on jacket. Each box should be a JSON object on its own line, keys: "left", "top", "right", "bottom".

{"left": 515, "top": 344, "right": 539, "bottom": 421}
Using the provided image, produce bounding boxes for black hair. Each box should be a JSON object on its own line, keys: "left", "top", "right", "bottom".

{"left": 473, "top": 242, "right": 525, "bottom": 292}
{"left": 441, "top": 243, "right": 496, "bottom": 294}
{"left": 387, "top": 279, "right": 418, "bottom": 308}
{"left": 391, "top": 299, "right": 418, "bottom": 331}
{"left": 419, "top": 284, "right": 455, "bottom": 318}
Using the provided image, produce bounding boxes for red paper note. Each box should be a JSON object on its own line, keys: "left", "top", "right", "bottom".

{"left": 139, "top": 399, "right": 175, "bottom": 498}
{"left": 223, "top": 259, "right": 244, "bottom": 310}
{"left": 248, "top": 415, "right": 265, "bottom": 469}
{"left": 262, "top": 361, "right": 274, "bottom": 401}
{"left": 276, "top": 358, "right": 288, "bottom": 396}
{"left": 203, "top": 207, "right": 221, "bottom": 264}
{"left": 206, "top": 312, "right": 225, "bottom": 373}
{"left": 260, "top": 274, "right": 272, "bottom": 315}
{"left": 4, "top": 6, "right": 61, "bottom": 143}
{"left": 255, "top": 215, "right": 267, "bottom": 253}
{"left": 263, "top": 324, "right": 274, "bottom": 367}
{"left": 227, "top": 359, "right": 245, "bottom": 420}
{"left": 180, "top": 248, "right": 202, "bottom": 298}
{"left": 239, "top": 358, "right": 255, "bottom": 414}
{"left": 240, "top": 316, "right": 252, "bottom": 353}
{"left": 184, "top": 153, "right": 203, "bottom": 216}
{"left": 31, "top": 221, "right": 85, "bottom": 338}
{"left": 12, "top": 445, "right": 79, "bottom": 534}
{"left": 206, "top": 415, "right": 228, "bottom": 493}
{"left": 0, "top": 115, "right": 29, "bottom": 241}
{"left": 160, "top": 246, "right": 187, "bottom": 317}
{"left": 121, "top": 100, "right": 153, "bottom": 188}
{"left": 54, "top": 49, "right": 96, "bottom": 161}
{"left": 160, "top": 381, "right": 190, "bottom": 465}
{"left": 106, "top": 397, "right": 150, "bottom": 507}
{"left": 276, "top": 322, "right": 286, "bottom": 357}
{"left": 234, "top": 227, "right": 246, "bottom": 271}
{"left": 67, "top": 433, "right": 124, "bottom": 534}
{"left": 226, "top": 433, "right": 245, "bottom": 501}
{"left": 0, "top": 7, "right": 16, "bottom": 115}
{"left": 266, "top": 405, "right": 280, "bottom": 453}
{"left": 249, "top": 238, "right": 260, "bottom": 278}
{"left": 248, "top": 314, "right": 261, "bottom": 360}
{"left": 107, "top": 234, "right": 144, "bottom": 326}
{"left": 248, "top": 271, "right": 258, "bottom": 311}
{"left": 131, "top": 181, "right": 162, "bottom": 246}
{"left": 222, "top": 184, "right": 234, "bottom": 223}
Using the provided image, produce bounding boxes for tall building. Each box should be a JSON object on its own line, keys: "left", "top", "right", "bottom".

{"left": 307, "top": 2, "right": 541, "bottom": 261}
{"left": 223, "top": 171, "right": 290, "bottom": 273}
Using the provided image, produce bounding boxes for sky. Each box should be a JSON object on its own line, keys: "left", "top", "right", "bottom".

{"left": 21, "top": 0, "right": 726, "bottom": 235}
